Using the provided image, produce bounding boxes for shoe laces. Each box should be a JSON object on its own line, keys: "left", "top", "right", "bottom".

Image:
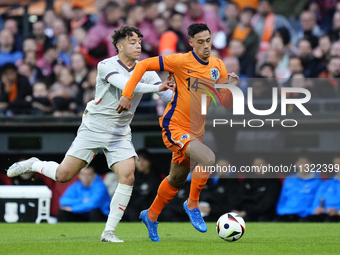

{"left": 193, "top": 208, "right": 204, "bottom": 224}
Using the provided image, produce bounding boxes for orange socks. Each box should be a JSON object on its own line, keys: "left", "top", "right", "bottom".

{"left": 188, "top": 166, "right": 210, "bottom": 210}
{"left": 148, "top": 178, "right": 178, "bottom": 222}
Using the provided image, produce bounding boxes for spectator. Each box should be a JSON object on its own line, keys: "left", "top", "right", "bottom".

{"left": 72, "top": 27, "right": 92, "bottom": 66}
{"left": 125, "top": 149, "right": 160, "bottom": 221}
{"left": 48, "top": 67, "right": 79, "bottom": 116}
{"left": 259, "top": 62, "right": 276, "bottom": 79}
{"left": 294, "top": 11, "right": 323, "bottom": 48}
{"left": 28, "top": 81, "right": 52, "bottom": 115}
{"left": 288, "top": 56, "right": 304, "bottom": 76}
{"left": 56, "top": 33, "right": 75, "bottom": 66}
{"left": 276, "top": 154, "right": 323, "bottom": 222}
{"left": 223, "top": 56, "right": 249, "bottom": 95}
{"left": 272, "top": 27, "right": 297, "bottom": 57}
{"left": 231, "top": 157, "right": 281, "bottom": 222}
{"left": 159, "top": 11, "right": 190, "bottom": 56}
{"left": 313, "top": 34, "right": 332, "bottom": 64}
{"left": 0, "top": 63, "right": 32, "bottom": 115}
{"left": 251, "top": 0, "right": 295, "bottom": 53}
{"left": 125, "top": 5, "right": 145, "bottom": 29}
{"left": 51, "top": 19, "right": 68, "bottom": 45}
{"left": 224, "top": 1, "right": 240, "bottom": 32}
{"left": 228, "top": 7, "right": 259, "bottom": 58}
{"left": 297, "top": 38, "right": 324, "bottom": 77}
{"left": 229, "top": 39, "right": 256, "bottom": 77}
{"left": 37, "top": 46, "right": 58, "bottom": 77}
{"left": 153, "top": 17, "right": 169, "bottom": 38}
{"left": 32, "top": 21, "right": 52, "bottom": 59}
{"left": 70, "top": 1, "right": 95, "bottom": 34}
{"left": 329, "top": 11, "right": 340, "bottom": 41}
{"left": 139, "top": 0, "right": 160, "bottom": 56}
{"left": 82, "top": 69, "right": 97, "bottom": 106}
{"left": 309, "top": 156, "right": 340, "bottom": 222}
{"left": 18, "top": 63, "right": 38, "bottom": 86}
{"left": 84, "top": 1, "right": 124, "bottom": 64}
{"left": 267, "top": 37, "right": 290, "bottom": 80}
{"left": 43, "top": 9, "right": 57, "bottom": 38}
{"left": 58, "top": 166, "right": 111, "bottom": 222}
{"left": 183, "top": 0, "right": 227, "bottom": 41}
{"left": 60, "top": 3, "right": 73, "bottom": 33}
{"left": 330, "top": 41, "right": 340, "bottom": 57}
{"left": 71, "top": 52, "right": 89, "bottom": 88}
{"left": 3, "top": 19, "right": 23, "bottom": 51}
{"left": 22, "top": 50, "right": 44, "bottom": 84}
{"left": 0, "top": 29, "right": 23, "bottom": 67}
{"left": 22, "top": 39, "right": 38, "bottom": 54}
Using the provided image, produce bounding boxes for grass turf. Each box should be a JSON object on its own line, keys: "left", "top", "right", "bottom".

{"left": 0, "top": 222, "right": 339, "bottom": 255}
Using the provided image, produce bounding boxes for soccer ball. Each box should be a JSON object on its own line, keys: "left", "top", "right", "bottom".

{"left": 216, "top": 212, "right": 246, "bottom": 242}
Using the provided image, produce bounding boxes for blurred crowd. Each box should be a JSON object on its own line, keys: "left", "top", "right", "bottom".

{"left": 1, "top": 0, "right": 340, "bottom": 117}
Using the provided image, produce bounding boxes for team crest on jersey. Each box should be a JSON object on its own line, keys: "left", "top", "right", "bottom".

{"left": 181, "top": 134, "right": 189, "bottom": 140}
{"left": 210, "top": 68, "right": 220, "bottom": 81}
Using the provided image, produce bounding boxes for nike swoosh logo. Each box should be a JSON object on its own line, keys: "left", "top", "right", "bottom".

{"left": 187, "top": 70, "right": 196, "bottom": 73}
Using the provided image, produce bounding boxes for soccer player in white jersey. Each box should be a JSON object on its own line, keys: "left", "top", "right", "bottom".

{"left": 6, "top": 26, "right": 173, "bottom": 242}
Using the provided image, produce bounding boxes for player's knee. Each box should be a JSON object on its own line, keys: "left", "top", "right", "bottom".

{"left": 120, "top": 172, "right": 135, "bottom": 185}
{"left": 55, "top": 168, "right": 73, "bottom": 183}
{"left": 168, "top": 175, "right": 187, "bottom": 189}
{"left": 201, "top": 152, "right": 216, "bottom": 166}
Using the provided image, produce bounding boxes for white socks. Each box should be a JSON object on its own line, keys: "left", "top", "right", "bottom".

{"left": 104, "top": 183, "right": 133, "bottom": 232}
{"left": 32, "top": 161, "right": 59, "bottom": 181}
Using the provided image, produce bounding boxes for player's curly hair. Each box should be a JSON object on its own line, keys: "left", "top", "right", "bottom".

{"left": 187, "top": 23, "right": 211, "bottom": 38}
{"left": 112, "top": 26, "right": 143, "bottom": 54}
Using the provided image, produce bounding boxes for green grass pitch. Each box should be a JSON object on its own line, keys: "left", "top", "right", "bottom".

{"left": 0, "top": 222, "right": 339, "bottom": 255}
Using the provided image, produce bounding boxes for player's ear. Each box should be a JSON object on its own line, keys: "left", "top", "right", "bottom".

{"left": 116, "top": 42, "right": 123, "bottom": 53}
{"left": 189, "top": 39, "right": 193, "bottom": 47}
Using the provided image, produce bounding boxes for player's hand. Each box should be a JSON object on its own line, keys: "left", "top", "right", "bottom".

{"left": 116, "top": 96, "right": 131, "bottom": 114}
{"left": 158, "top": 77, "right": 174, "bottom": 92}
{"left": 314, "top": 206, "right": 325, "bottom": 215}
{"left": 327, "top": 208, "right": 339, "bottom": 216}
{"left": 227, "top": 72, "right": 240, "bottom": 86}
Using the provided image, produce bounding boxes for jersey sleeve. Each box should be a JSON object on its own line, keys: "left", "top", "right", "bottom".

{"left": 122, "top": 54, "right": 184, "bottom": 99}
{"left": 97, "top": 61, "right": 119, "bottom": 83}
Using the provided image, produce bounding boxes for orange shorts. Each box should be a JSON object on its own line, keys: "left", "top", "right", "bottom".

{"left": 162, "top": 126, "right": 201, "bottom": 168}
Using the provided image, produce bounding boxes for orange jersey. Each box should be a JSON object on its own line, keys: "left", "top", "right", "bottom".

{"left": 123, "top": 51, "right": 233, "bottom": 138}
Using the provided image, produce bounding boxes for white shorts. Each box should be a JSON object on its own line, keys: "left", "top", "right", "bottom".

{"left": 66, "top": 124, "right": 138, "bottom": 168}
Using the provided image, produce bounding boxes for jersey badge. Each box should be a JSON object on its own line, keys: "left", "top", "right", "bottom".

{"left": 210, "top": 68, "right": 220, "bottom": 81}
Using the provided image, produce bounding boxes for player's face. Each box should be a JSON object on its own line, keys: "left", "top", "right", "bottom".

{"left": 122, "top": 32, "right": 142, "bottom": 60}
{"left": 189, "top": 30, "right": 212, "bottom": 62}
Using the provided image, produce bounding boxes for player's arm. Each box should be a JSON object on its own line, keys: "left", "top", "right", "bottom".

{"left": 117, "top": 54, "right": 183, "bottom": 113}
{"left": 107, "top": 73, "right": 172, "bottom": 94}
{"left": 218, "top": 62, "right": 239, "bottom": 110}
{"left": 147, "top": 71, "right": 173, "bottom": 103}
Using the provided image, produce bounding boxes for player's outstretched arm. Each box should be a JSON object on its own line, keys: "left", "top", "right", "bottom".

{"left": 116, "top": 57, "right": 162, "bottom": 113}
{"left": 108, "top": 73, "right": 173, "bottom": 94}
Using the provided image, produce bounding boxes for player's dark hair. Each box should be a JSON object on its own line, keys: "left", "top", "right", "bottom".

{"left": 112, "top": 26, "right": 143, "bottom": 53}
{"left": 187, "top": 23, "right": 211, "bottom": 38}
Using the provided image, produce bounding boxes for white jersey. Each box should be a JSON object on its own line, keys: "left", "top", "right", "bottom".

{"left": 82, "top": 55, "right": 172, "bottom": 135}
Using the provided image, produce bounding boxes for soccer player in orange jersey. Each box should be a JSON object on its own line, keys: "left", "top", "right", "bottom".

{"left": 117, "top": 23, "right": 240, "bottom": 242}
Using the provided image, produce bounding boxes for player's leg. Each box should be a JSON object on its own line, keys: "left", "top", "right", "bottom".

{"left": 101, "top": 144, "right": 137, "bottom": 243}
{"left": 182, "top": 140, "right": 214, "bottom": 232}
{"left": 139, "top": 161, "right": 189, "bottom": 242}
{"left": 7, "top": 155, "right": 86, "bottom": 182}
{"left": 185, "top": 139, "right": 215, "bottom": 208}
{"left": 7, "top": 124, "right": 94, "bottom": 182}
